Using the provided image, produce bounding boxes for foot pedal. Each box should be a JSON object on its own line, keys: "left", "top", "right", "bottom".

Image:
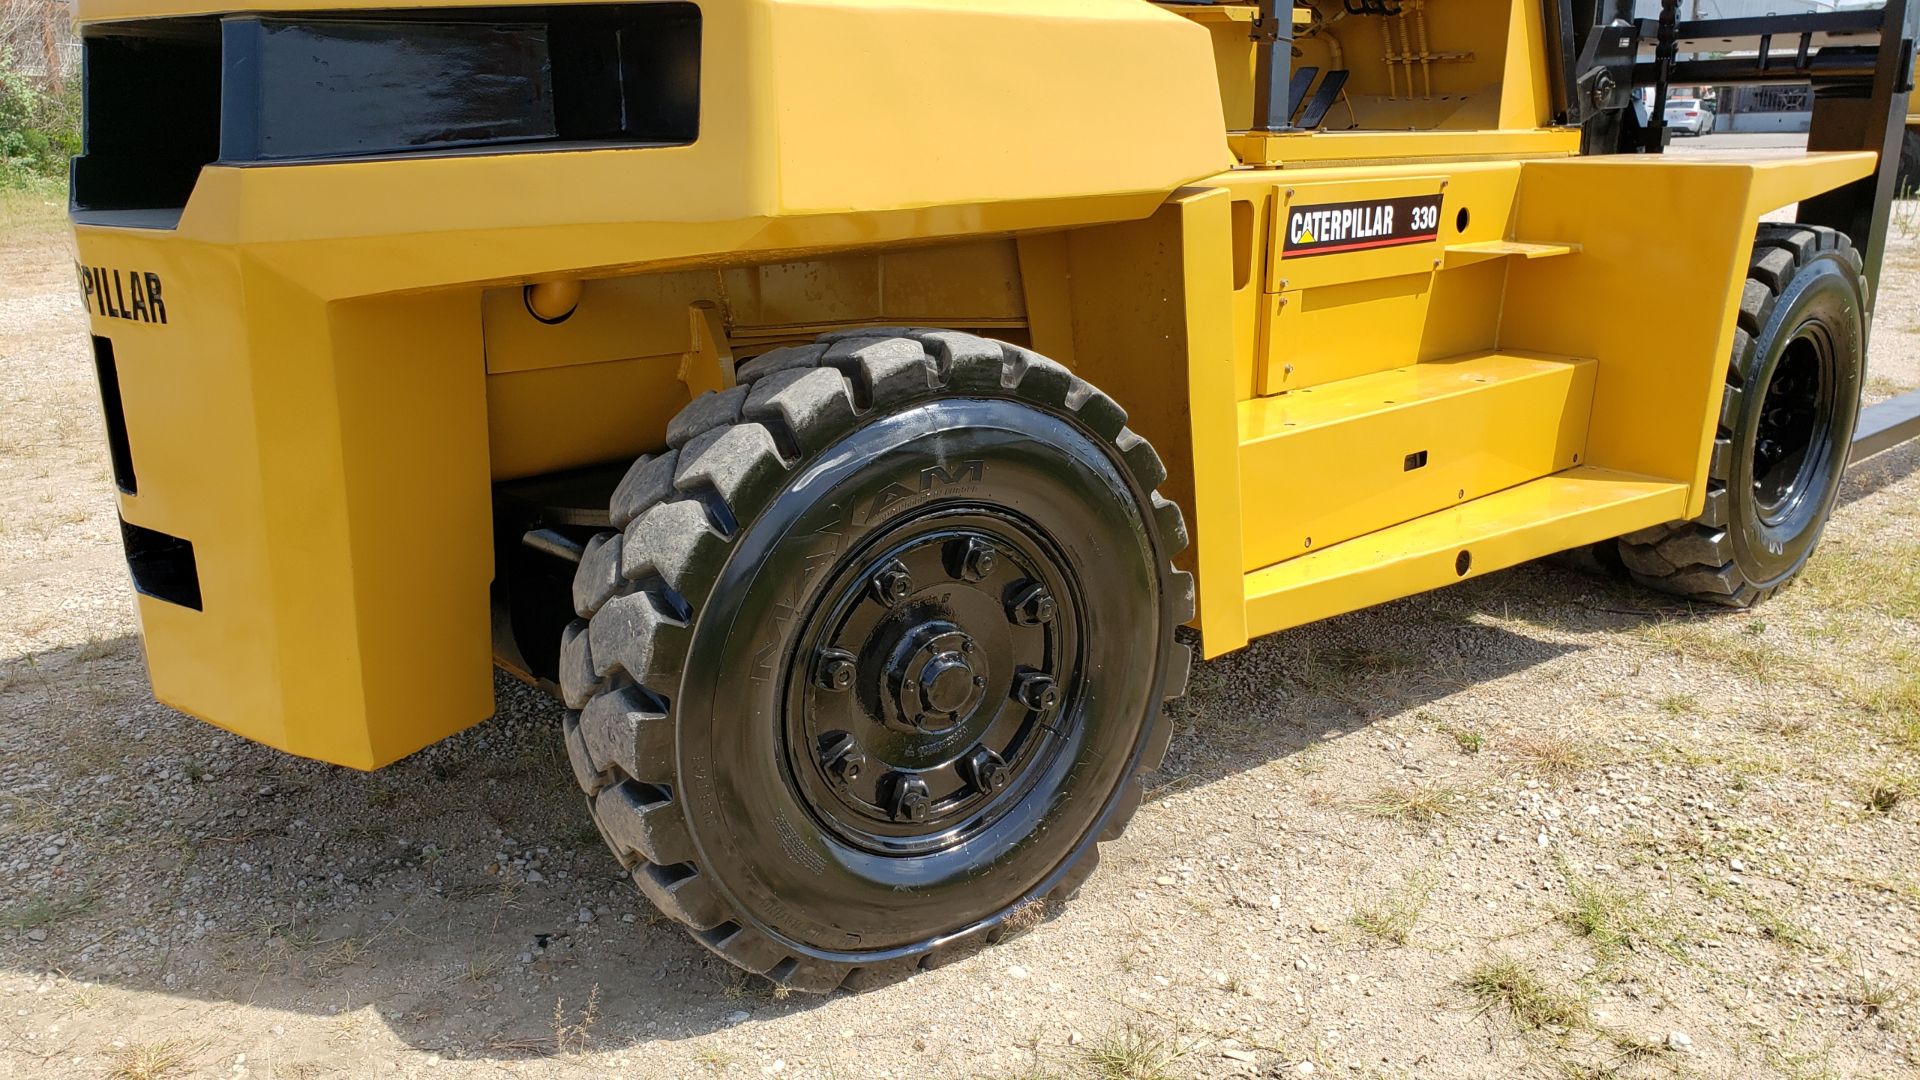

{"left": 1286, "top": 66, "right": 1320, "bottom": 125}
{"left": 1299, "top": 69, "right": 1350, "bottom": 130}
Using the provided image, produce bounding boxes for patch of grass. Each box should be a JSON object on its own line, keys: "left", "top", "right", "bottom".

{"left": 0, "top": 791, "right": 60, "bottom": 833}
{"left": 464, "top": 952, "right": 509, "bottom": 983}
{"left": 0, "top": 178, "right": 68, "bottom": 232}
{"left": 1357, "top": 782, "right": 1470, "bottom": 825}
{"left": 1351, "top": 872, "right": 1436, "bottom": 946}
{"left": 484, "top": 986, "right": 602, "bottom": 1057}
{"left": 312, "top": 936, "right": 367, "bottom": 977}
{"left": 1862, "top": 770, "right": 1916, "bottom": 815}
{"left": 1556, "top": 867, "right": 1682, "bottom": 964}
{"left": 0, "top": 655, "right": 47, "bottom": 697}
{"left": 1510, "top": 734, "right": 1606, "bottom": 781}
{"left": 1080, "top": 1024, "right": 1193, "bottom": 1080}
{"left": 1459, "top": 959, "right": 1589, "bottom": 1032}
{"left": 106, "top": 1041, "right": 195, "bottom": 1080}
{"left": 1000, "top": 896, "right": 1052, "bottom": 939}
{"left": 552, "top": 985, "right": 601, "bottom": 1055}
{"left": 1438, "top": 722, "right": 1485, "bottom": 755}
{"left": 1690, "top": 868, "right": 1815, "bottom": 951}
{"left": 0, "top": 892, "right": 97, "bottom": 931}
{"left": 1635, "top": 620, "right": 1791, "bottom": 683}
{"left": 1845, "top": 971, "right": 1913, "bottom": 1027}
{"left": 1798, "top": 538, "right": 1920, "bottom": 622}
{"left": 1599, "top": 1030, "right": 1667, "bottom": 1070}
{"left": 1849, "top": 671, "right": 1920, "bottom": 753}
{"left": 721, "top": 970, "right": 786, "bottom": 1002}
{"left": 1293, "top": 643, "right": 1424, "bottom": 701}
{"left": 1656, "top": 693, "right": 1700, "bottom": 718}
{"left": 63, "top": 983, "right": 102, "bottom": 1013}
{"left": 1747, "top": 902, "right": 1815, "bottom": 950}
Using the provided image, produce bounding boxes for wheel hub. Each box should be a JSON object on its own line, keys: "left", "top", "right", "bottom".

{"left": 884, "top": 622, "right": 986, "bottom": 734}
{"left": 1752, "top": 327, "right": 1835, "bottom": 526}
{"left": 784, "top": 512, "right": 1081, "bottom": 857}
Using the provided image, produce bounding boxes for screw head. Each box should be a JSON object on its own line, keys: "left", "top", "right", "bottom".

{"left": 820, "top": 732, "right": 866, "bottom": 784}
{"left": 1012, "top": 670, "right": 1060, "bottom": 713}
{"left": 815, "top": 648, "right": 857, "bottom": 692}
{"left": 887, "top": 773, "right": 933, "bottom": 823}
{"left": 949, "top": 538, "right": 997, "bottom": 583}
{"left": 965, "top": 748, "right": 1011, "bottom": 795}
{"left": 1006, "top": 581, "right": 1057, "bottom": 627}
{"left": 871, "top": 560, "right": 914, "bottom": 606}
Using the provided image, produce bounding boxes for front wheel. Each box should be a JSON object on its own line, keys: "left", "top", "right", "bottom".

{"left": 559, "top": 330, "right": 1192, "bottom": 991}
{"left": 1619, "top": 225, "right": 1866, "bottom": 606}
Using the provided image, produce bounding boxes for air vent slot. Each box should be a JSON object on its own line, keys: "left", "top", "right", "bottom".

{"left": 91, "top": 336, "right": 137, "bottom": 495}
{"left": 121, "top": 520, "right": 203, "bottom": 611}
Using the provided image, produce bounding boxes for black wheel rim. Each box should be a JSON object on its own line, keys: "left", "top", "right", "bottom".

{"left": 1751, "top": 322, "right": 1837, "bottom": 527}
{"left": 784, "top": 507, "right": 1082, "bottom": 858}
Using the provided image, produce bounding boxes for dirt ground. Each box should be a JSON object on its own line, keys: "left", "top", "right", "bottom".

{"left": 2, "top": 169, "right": 1918, "bottom": 1080}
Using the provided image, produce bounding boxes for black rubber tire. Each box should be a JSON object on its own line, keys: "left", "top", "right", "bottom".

{"left": 1899, "top": 128, "right": 1920, "bottom": 198}
{"left": 1617, "top": 225, "right": 1866, "bottom": 607}
{"left": 559, "top": 330, "right": 1192, "bottom": 992}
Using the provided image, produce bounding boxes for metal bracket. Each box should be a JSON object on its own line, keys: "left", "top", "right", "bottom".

{"left": 1250, "top": 0, "right": 1298, "bottom": 134}
{"left": 678, "top": 300, "right": 737, "bottom": 397}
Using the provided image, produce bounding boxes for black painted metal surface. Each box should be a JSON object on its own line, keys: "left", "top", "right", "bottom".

{"left": 221, "top": 18, "right": 559, "bottom": 161}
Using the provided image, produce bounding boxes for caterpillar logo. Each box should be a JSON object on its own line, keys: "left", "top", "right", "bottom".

{"left": 1284, "top": 193, "right": 1445, "bottom": 259}
{"left": 77, "top": 264, "right": 168, "bottom": 325}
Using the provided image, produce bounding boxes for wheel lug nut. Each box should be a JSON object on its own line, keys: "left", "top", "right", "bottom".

{"left": 964, "top": 748, "right": 1011, "bottom": 795}
{"left": 1013, "top": 670, "right": 1060, "bottom": 713}
{"left": 815, "top": 648, "right": 857, "bottom": 692}
{"left": 948, "top": 538, "right": 997, "bottom": 582}
{"left": 871, "top": 560, "right": 914, "bottom": 606}
{"left": 820, "top": 732, "right": 865, "bottom": 783}
{"left": 1006, "top": 581, "right": 1057, "bottom": 626}
{"left": 887, "top": 773, "right": 932, "bottom": 823}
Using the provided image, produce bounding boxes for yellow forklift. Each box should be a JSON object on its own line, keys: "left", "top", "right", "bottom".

{"left": 67, "top": 0, "right": 1919, "bottom": 989}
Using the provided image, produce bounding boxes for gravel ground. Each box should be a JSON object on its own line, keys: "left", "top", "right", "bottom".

{"left": 2, "top": 174, "right": 1918, "bottom": 1080}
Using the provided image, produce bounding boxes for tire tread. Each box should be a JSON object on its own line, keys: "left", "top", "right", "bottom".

{"left": 1618, "top": 224, "right": 1859, "bottom": 607}
{"left": 568, "top": 330, "right": 1192, "bottom": 992}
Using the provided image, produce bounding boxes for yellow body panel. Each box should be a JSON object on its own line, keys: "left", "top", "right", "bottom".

{"left": 1237, "top": 352, "right": 1597, "bottom": 573}
{"left": 66, "top": 0, "right": 1890, "bottom": 764}
{"left": 1499, "top": 152, "right": 1876, "bottom": 516}
{"left": 1245, "top": 468, "right": 1690, "bottom": 634}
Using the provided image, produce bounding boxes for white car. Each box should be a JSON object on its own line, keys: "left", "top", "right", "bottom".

{"left": 1665, "top": 98, "right": 1717, "bottom": 136}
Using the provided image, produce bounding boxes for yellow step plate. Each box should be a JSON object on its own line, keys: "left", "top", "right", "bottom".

{"left": 1238, "top": 351, "right": 1598, "bottom": 574}
{"left": 1244, "top": 467, "right": 1689, "bottom": 638}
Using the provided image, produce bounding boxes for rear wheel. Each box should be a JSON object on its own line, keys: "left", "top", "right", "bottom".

{"left": 560, "top": 330, "right": 1192, "bottom": 991}
{"left": 1619, "top": 225, "right": 1866, "bottom": 606}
